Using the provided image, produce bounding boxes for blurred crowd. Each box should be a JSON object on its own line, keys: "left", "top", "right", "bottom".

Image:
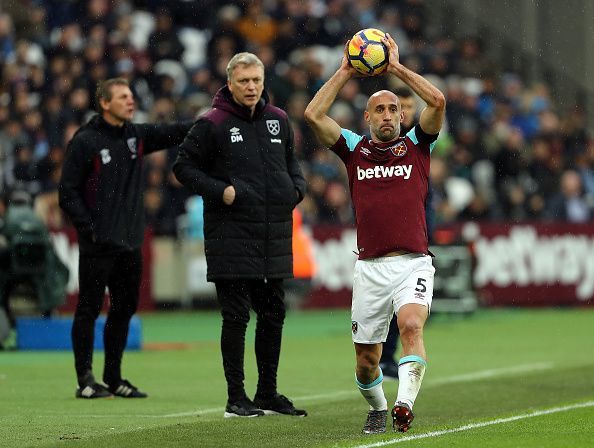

{"left": 1, "top": 0, "right": 593, "bottom": 237}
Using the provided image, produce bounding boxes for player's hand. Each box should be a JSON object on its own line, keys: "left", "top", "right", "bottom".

{"left": 223, "top": 185, "right": 236, "bottom": 205}
{"left": 382, "top": 33, "right": 402, "bottom": 74}
{"left": 340, "top": 41, "right": 367, "bottom": 78}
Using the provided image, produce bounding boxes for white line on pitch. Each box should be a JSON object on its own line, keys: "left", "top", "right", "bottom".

{"left": 349, "top": 400, "right": 594, "bottom": 448}
{"left": 426, "top": 362, "right": 553, "bottom": 386}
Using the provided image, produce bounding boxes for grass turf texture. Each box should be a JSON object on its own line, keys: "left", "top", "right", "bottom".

{"left": 1, "top": 308, "right": 593, "bottom": 447}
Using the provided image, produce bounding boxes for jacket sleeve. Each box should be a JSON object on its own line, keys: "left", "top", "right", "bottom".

{"left": 286, "top": 122, "right": 306, "bottom": 203}
{"left": 58, "top": 136, "right": 94, "bottom": 233}
{"left": 172, "top": 119, "right": 229, "bottom": 202}
{"left": 137, "top": 121, "right": 194, "bottom": 154}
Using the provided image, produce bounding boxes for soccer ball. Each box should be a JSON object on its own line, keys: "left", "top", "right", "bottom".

{"left": 347, "top": 28, "right": 389, "bottom": 75}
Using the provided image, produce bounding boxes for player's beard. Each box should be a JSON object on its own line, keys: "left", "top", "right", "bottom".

{"left": 374, "top": 123, "right": 400, "bottom": 142}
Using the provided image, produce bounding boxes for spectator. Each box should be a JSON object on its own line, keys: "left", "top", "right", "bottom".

{"left": 453, "top": 36, "right": 492, "bottom": 78}
{"left": 80, "top": 0, "right": 115, "bottom": 32}
{"left": 147, "top": 8, "right": 184, "bottom": 62}
{"left": 493, "top": 127, "right": 529, "bottom": 218}
{"left": 545, "top": 170, "right": 592, "bottom": 222}
{"left": 206, "top": 5, "right": 245, "bottom": 78}
{"left": 235, "top": 0, "right": 278, "bottom": 48}
{"left": 0, "top": 13, "right": 16, "bottom": 63}
{"left": 321, "top": 181, "right": 354, "bottom": 224}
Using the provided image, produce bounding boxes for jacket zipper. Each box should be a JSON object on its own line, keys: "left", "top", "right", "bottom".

{"left": 255, "top": 119, "right": 269, "bottom": 282}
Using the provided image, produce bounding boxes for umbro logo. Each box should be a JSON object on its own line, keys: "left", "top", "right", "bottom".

{"left": 100, "top": 148, "right": 111, "bottom": 164}
{"left": 360, "top": 147, "right": 371, "bottom": 156}
{"left": 229, "top": 127, "right": 243, "bottom": 143}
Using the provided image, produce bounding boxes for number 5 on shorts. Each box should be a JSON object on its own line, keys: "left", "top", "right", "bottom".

{"left": 415, "top": 278, "right": 427, "bottom": 293}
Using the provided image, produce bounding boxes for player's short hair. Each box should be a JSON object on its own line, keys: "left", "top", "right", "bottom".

{"left": 226, "top": 52, "right": 265, "bottom": 81}
{"left": 95, "top": 78, "right": 130, "bottom": 111}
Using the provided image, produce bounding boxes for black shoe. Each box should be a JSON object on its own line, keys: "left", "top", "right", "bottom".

{"left": 253, "top": 393, "right": 308, "bottom": 417}
{"left": 224, "top": 398, "right": 265, "bottom": 418}
{"left": 75, "top": 383, "right": 113, "bottom": 399}
{"left": 362, "top": 409, "right": 387, "bottom": 434}
{"left": 106, "top": 379, "right": 148, "bottom": 398}
{"left": 379, "top": 362, "right": 399, "bottom": 380}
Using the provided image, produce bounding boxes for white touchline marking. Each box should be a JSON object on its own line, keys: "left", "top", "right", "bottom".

{"left": 349, "top": 400, "right": 594, "bottom": 448}
{"left": 426, "top": 362, "right": 554, "bottom": 386}
{"left": 161, "top": 407, "right": 223, "bottom": 418}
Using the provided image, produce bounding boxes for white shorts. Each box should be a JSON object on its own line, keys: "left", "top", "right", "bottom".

{"left": 351, "top": 253, "right": 434, "bottom": 344}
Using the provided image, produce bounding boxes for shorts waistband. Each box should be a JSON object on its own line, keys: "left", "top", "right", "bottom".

{"left": 360, "top": 252, "right": 426, "bottom": 263}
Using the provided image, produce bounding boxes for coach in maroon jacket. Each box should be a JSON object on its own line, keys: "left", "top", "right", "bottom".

{"left": 305, "top": 34, "right": 446, "bottom": 434}
{"left": 173, "top": 53, "right": 306, "bottom": 418}
{"left": 59, "top": 78, "right": 191, "bottom": 399}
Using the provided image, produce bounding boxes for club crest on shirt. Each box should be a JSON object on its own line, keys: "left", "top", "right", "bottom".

{"left": 127, "top": 137, "right": 137, "bottom": 159}
{"left": 388, "top": 141, "right": 407, "bottom": 157}
{"left": 266, "top": 119, "right": 280, "bottom": 135}
{"left": 351, "top": 321, "right": 358, "bottom": 334}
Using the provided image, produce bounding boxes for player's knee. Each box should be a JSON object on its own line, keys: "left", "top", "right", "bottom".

{"left": 357, "top": 350, "right": 380, "bottom": 373}
{"left": 398, "top": 316, "right": 424, "bottom": 338}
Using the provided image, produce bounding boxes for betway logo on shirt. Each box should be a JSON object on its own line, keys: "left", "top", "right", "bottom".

{"left": 357, "top": 164, "right": 412, "bottom": 180}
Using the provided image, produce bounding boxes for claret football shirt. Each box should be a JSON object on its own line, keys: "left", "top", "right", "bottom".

{"left": 329, "top": 124, "right": 437, "bottom": 259}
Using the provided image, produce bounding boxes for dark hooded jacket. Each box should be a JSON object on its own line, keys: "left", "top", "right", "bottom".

{"left": 173, "top": 86, "right": 305, "bottom": 281}
{"left": 59, "top": 115, "right": 191, "bottom": 253}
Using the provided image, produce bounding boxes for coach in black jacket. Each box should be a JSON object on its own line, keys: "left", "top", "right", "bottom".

{"left": 59, "top": 78, "right": 191, "bottom": 399}
{"left": 174, "top": 52, "right": 307, "bottom": 418}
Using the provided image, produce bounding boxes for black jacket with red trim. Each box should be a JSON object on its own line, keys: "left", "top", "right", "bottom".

{"left": 59, "top": 115, "right": 191, "bottom": 253}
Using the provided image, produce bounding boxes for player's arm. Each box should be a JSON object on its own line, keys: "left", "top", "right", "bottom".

{"left": 383, "top": 33, "right": 446, "bottom": 135}
{"left": 304, "top": 49, "right": 357, "bottom": 147}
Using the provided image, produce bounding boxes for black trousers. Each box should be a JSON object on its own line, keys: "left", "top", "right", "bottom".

{"left": 72, "top": 249, "right": 142, "bottom": 386}
{"left": 215, "top": 279, "right": 286, "bottom": 403}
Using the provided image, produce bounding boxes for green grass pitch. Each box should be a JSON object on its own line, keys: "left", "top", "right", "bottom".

{"left": 1, "top": 308, "right": 593, "bottom": 447}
